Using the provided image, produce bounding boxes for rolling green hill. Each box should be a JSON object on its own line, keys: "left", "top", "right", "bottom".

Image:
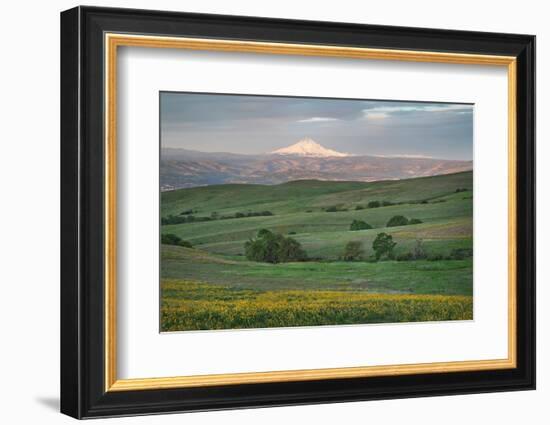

{"left": 161, "top": 171, "right": 472, "bottom": 259}
{"left": 160, "top": 171, "right": 473, "bottom": 331}
{"left": 161, "top": 171, "right": 472, "bottom": 217}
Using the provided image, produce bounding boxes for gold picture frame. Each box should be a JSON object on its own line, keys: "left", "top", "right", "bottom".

{"left": 104, "top": 33, "right": 517, "bottom": 392}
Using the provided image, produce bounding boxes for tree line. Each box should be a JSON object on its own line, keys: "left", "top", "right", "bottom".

{"left": 349, "top": 215, "right": 422, "bottom": 231}
{"left": 161, "top": 210, "right": 273, "bottom": 225}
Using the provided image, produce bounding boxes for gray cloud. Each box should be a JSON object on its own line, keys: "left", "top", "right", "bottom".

{"left": 160, "top": 92, "right": 473, "bottom": 160}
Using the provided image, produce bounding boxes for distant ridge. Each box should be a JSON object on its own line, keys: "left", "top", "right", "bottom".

{"left": 270, "top": 138, "right": 349, "bottom": 157}
{"left": 161, "top": 144, "right": 472, "bottom": 189}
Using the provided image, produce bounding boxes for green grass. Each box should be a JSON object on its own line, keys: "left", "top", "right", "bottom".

{"left": 161, "top": 171, "right": 473, "bottom": 217}
{"left": 160, "top": 171, "right": 474, "bottom": 331}
{"left": 195, "top": 219, "right": 472, "bottom": 259}
{"left": 163, "top": 199, "right": 471, "bottom": 255}
{"left": 161, "top": 245, "right": 473, "bottom": 295}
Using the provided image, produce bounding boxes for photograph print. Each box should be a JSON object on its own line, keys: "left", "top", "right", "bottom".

{"left": 159, "top": 92, "right": 474, "bottom": 332}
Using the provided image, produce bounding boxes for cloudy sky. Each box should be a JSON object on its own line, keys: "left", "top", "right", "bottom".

{"left": 160, "top": 92, "right": 473, "bottom": 160}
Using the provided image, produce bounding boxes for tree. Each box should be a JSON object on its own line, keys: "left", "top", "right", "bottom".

{"left": 245, "top": 231, "right": 280, "bottom": 263}
{"left": 367, "top": 200, "right": 381, "bottom": 208}
{"left": 386, "top": 215, "right": 409, "bottom": 227}
{"left": 372, "top": 233, "right": 397, "bottom": 260}
{"left": 412, "top": 238, "right": 427, "bottom": 260}
{"left": 342, "top": 241, "right": 364, "bottom": 261}
{"left": 277, "top": 236, "right": 307, "bottom": 262}
{"left": 161, "top": 233, "right": 193, "bottom": 248}
{"left": 349, "top": 219, "right": 373, "bottom": 231}
{"left": 245, "top": 230, "right": 307, "bottom": 263}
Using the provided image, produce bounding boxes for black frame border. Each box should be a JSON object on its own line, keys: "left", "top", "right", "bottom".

{"left": 61, "top": 6, "right": 535, "bottom": 419}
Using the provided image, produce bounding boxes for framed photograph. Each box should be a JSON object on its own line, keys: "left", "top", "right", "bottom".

{"left": 60, "top": 6, "right": 535, "bottom": 419}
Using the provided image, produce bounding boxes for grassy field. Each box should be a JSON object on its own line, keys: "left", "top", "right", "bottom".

{"left": 160, "top": 171, "right": 474, "bottom": 331}
{"left": 161, "top": 280, "right": 472, "bottom": 332}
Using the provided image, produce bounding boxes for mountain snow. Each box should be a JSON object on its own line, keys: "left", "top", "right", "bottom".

{"left": 270, "top": 138, "right": 349, "bottom": 157}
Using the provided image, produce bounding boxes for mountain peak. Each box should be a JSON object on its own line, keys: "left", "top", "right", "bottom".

{"left": 270, "top": 138, "right": 349, "bottom": 157}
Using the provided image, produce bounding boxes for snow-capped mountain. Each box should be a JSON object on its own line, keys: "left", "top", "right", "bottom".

{"left": 270, "top": 138, "right": 350, "bottom": 157}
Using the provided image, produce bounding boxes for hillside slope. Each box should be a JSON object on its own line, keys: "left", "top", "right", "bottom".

{"left": 162, "top": 171, "right": 472, "bottom": 216}
{"left": 161, "top": 171, "right": 473, "bottom": 259}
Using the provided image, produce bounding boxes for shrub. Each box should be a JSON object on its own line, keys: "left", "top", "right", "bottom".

{"left": 386, "top": 215, "right": 409, "bottom": 227}
{"left": 420, "top": 200, "right": 429, "bottom": 204}
{"left": 245, "top": 230, "right": 307, "bottom": 263}
{"left": 161, "top": 233, "right": 193, "bottom": 248}
{"left": 372, "top": 233, "right": 397, "bottom": 260}
{"left": 179, "top": 209, "right": 194, "bottom": 215}
{"left": 220, "top": 211, "right": 275, "bottom": 220}
{"left": 395, "top": 240, "right": 427, "bottom": 261}
{"left": 396, "top": 252, "right": 414, "bottom": 261}
{"left": 427, "top": 253, "right": 445, "bottom": 261}
{"left": 257, "top": 228, "right": 273, "bottom": 238}
{"left": 349, "top": 219, "right": 373, "bottom": 231}
{"left": 412, "top": 239, "right": 427, "bottom": 260}
{"left": 409, "top": 218, "right": 423, "bottom": 225}
{"left": 161, "top": 214, "right": 214, "bottom": 225}
{"left": 161, "top": 214, "right": 184, "bottom": 225}
{"left": 455, "top": 188, "right": 468, "bottom": 193}
{"left": 288, "top": 231, "right": 297, "bottom": 235}
{"left": 325, "top": 205, "right": 347, "bottom": 212}
{"left": 381, "top": 200, "right": 395, "bottom": 207}
{"left": 450, "top": 248, "right": 473, "bottom": 260}
{"left": 367, "top": 201, "right": 381, "bottom": 208}
{"left": 342, "top": 241, "right": 364, "bottom": 261}
{"left": 355, "top": 205, "right": 365, "bottom": 210}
